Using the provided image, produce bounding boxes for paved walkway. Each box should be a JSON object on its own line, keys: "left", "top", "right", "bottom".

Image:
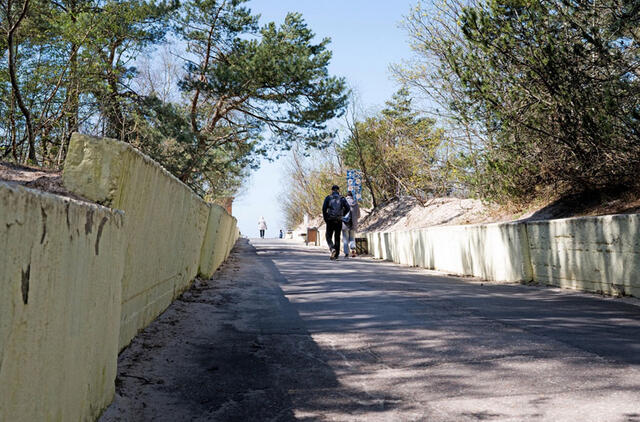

{"left": 101, "top": 238, "right": 640, "bottom": 421}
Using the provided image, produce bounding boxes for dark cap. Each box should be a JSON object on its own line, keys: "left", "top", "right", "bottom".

{"left": 331, "top": 185, "right": 340, "bottom": 191}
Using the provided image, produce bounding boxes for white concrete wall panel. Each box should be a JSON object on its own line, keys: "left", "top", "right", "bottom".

{"left": 526, "top": 215, "right": 640, "bottom": 297}
{"left": 364, "top": 214, "right": 640, "bottom": 297}
{"left": 366, "top": 223, "right": 532, "bottom": 283}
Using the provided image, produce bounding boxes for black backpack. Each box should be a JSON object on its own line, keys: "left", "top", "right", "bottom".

{"left": 327, "top": 195, "right": 344, "bottom": 222}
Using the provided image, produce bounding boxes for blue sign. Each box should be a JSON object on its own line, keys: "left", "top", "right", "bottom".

{"left": 346, "top": 169, "right": 363, "bottom": 201}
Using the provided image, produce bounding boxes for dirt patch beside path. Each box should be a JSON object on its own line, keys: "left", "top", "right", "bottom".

{"left": 99, "top": 239, "right": 343, "bottom": 421}
{"left": 358, "top": 196, "right": 492, "bottom": 232}
{"left": 0, "top": 162, "right": 90, "bottom": 202}
{"left": 356, "top": 189, "right": 640, "bottom": 233}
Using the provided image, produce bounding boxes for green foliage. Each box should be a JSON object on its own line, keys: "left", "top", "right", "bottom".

{"left": 175, "top": 1, "right": 348, "bottom": 188}
{"left": 340, "top": 89, "right": 450, "bottom": 205}
{"left": 0, "top": 0, "right": 175, "bottom": 164}
{"left": 399, "top": 0, "right": 640, "bottom": 203}
{"left": 0, "top": 0, "right": 346, "bottom": 200}
{"left": 458, "top": 0, "right": 640, "bottom": 200}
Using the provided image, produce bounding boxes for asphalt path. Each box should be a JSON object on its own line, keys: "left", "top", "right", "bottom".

{"left": 101, "top": 238, "right": 640, "bottom": 421}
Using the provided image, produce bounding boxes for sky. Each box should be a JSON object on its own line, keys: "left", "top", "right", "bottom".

{"left": 234, "top": 0, "right": 415, "bottom": 238}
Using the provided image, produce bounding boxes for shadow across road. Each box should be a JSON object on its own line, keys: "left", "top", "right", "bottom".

{"left": 102, "top": 238, "right": 640, "bottom": 422}
{"left": 254, "top": 238, "right": 640, "bottom": 421}
{"left": 102, "top": 239, "right": 405, "bottom": 422}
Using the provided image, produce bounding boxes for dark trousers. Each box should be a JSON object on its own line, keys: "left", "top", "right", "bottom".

{"left": 260, "top": 229, "right": 265, "bottom": 238}
{"left": 325, "top": 221, "right": 342, "bottom": 251}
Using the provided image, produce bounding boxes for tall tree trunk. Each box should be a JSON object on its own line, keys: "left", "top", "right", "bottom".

{"left": 181, "top": 5, "right": 226, "bottom": 184}
{"left": 99, "top": 42, "right": 126, "bottom": 141}
{"left": 104, "top": 72, "right": 124, "bottom": 140}
{"left": 62, "top": 45, "right": 79, "bottom": 159}
{"left": 352, "top": 125, "right": 377, "bottom": 208}
{"left": 65, "top": 1, "right": 79, "bottom": 160}
{"left": 9, "top": 90, "right": 18, "bottom": 161}
{"left": 6, "top": 0, "right": 37, "bottom": 164}
{"left": 41, "top": 129, "right": 49, "bottom": 164}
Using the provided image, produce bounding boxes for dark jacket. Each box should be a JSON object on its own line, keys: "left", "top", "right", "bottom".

{"left": 322, "top": 192, "right": 350, "bottom": 223}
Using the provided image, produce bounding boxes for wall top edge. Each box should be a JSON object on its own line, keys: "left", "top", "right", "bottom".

{"left": 361, "top": 220, "right": 524, "bottom": 235}
{"left": 0, "top": 180, "right": 124, "bottom": 217}
{"left": 360, "top": 211, "right": 640, "bottom": 235}
{"left": 70, "top": 133, "right": 239, "bottom": 219}
{"left": 71, "top": 132, "right": 212, "bottom": 208}
{"left": 523, "top": 212, "right": 638, "bottom": 226}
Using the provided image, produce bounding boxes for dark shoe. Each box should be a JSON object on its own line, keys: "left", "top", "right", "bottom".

{"left": 330, "top": 249, "right": 337, "bottom": 260}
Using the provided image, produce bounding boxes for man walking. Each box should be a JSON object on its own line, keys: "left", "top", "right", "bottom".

{"left": 322, "top": 185, "right": 350, "bottom": 260}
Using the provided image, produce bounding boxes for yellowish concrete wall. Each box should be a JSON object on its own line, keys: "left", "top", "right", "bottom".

{"left": 0, "top": 182, "right": 125, "bottom": 422}
{"left": 199, "top": 205, "right": 238, "bottom": 278}
{"left": 199, "top": 204, "right": 226, "bottom": 278}
{"left": 1, "top": 134, "right": 239, "bottom": 420}
{"left": 318, "top": 227, "right": 326, "bottom": 246}
{"left": 225, "top": 216, "right": 239, "bottom": 259}
{"left": 63, "top": 133, "right": 232, "bottom": 349}
{"left": 218, "top": 212, "right": 238, "bottom": 263}
{"left": 428, "top": 223, "right": 531, "bottom": 281}
{"left": 526, "top": 215, "right": 640, "bottom": 297}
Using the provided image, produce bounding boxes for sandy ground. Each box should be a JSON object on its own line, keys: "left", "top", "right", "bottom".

{"left": 100, "top": 238, "right": 640, "bottom": 421}
{"left": 357, "top": 196, "right": 491, "bottom": 232}
{"left": 343, "top": 192, "right": 640, "bottom": 233}
{"left": 292, "top": 197, "right": 488, "bottom": 235}
{"left": 295, "top": 179, "right": 640, "bottom": 234}
{"left": 0, "top": 162, "right": 89, "bottom": 202}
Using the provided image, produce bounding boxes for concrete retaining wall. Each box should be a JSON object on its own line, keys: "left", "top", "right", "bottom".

{"left": 2, "top": 134, "right": 238, "bottom": 420}
{"left": 366, "top": 222, "right": 532, "bottom": 282}
{"left": 365, "top": 214, "right": 640, "bottom": 297}
{"left": 0, "top": 135, "right": 238, "bottom": 422}
{"left": 64, "top": 133, "right": 237, "bottom": 349}
{"left": 64, "top": 134, "right": 210, "bottom": 348}
{"left": 199, "top": 205, "right": 238, "bottom": 279}
{"left": 527, "top": 215, "right": 640, "bottom": 297}
{"left": 0, "top": 183, "right": 125, "bottom": 422}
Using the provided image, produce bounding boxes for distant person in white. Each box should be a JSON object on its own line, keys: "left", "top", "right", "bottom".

{"left": 258, "top": 216, "right": 267, "bottom": 238}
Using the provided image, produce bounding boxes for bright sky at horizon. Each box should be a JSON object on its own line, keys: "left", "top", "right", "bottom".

{"left": 234, "top": 0, "right": 415, "bottom": 238}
